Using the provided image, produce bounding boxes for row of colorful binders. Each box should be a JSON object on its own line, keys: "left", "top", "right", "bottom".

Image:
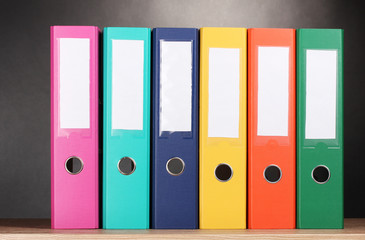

{"left": 50, "top": 26, "right": 343, "bottom": 230}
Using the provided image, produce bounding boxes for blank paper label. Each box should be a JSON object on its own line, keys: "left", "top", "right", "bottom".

{"left": 208, "top": 48, "right": 240, "bottom": 138}
{"left": 59, "top": 38, "right": 90, "bottom": 129}
{"left": 160, "top": 41, "right": 192, "bottom": 132}
{"left": 112, "top": 40, "right": 144, "bottom": 130}
{"left": 305, "top": 50, "right": 337, "bottom": 139}
{"left": 257, "top": 46, "right": 289, "bottom": 136}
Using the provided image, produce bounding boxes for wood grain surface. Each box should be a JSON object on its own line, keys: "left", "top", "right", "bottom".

{"left": 0, "top": 218, "right": 364, "bottom": 239}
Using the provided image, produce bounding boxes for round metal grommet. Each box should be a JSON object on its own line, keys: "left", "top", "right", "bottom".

{"left": 166, "top": 157, "right": 185, "bottom": 176}
{"left": 215, "top": 163, "right": 233, "bottom": 182}
{"left": 264, "top": 164, "right": 282, "bottom": 183}
{"left": 117, "top": 157, "right": 136, "bottom": 175}
{"left": 65, "top": 156, "right": 84, "bottom": 175}
{"left": 312, "top": 165, "right": 330, "bottom": 184}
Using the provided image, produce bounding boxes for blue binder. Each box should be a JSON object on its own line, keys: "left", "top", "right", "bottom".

{"left": 103, "top": 27, "right": 151, "bottom": 229}
{"left": 151, "top": 28, "right": 199, "bottom": 229}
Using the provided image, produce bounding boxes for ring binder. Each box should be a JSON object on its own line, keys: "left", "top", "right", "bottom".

{"left": 248, "top": 28, "right": 296, "bottom": 229}
{"left": 151, "top": 28, "right": 199, "bottom": 229}
{"left": 200, "top": 27, "right": 247, "bottom": 229}
{"left": 51, "top": 25, "right": 99, "bottom": 229}
{"left": 297, "top": 29, "right": 344, "bottom": 229}
{"left": 103, "top": 27, "right": 151, "bottom": 229}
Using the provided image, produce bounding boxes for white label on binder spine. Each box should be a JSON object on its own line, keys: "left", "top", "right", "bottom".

{"left": 208, "top": 48, "right": 240, "bottom": 138}
{"left": 257, "top": 46, "right": 289, "bottom": 136}
{"left": 160, "top": 41, "right": 192, "bottom": 132}
{"left": 112, "top": 39, "right": 144, "bottom": 130}
{"left": 305, "top": 49, "right": 337, "bottom": 139}
{"left": 59, "top": 38, "right": 90, "bottom": 129}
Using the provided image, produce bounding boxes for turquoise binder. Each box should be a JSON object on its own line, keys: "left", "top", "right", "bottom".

{"left": 103, "top": 27, "right": 151, "bottom": 229}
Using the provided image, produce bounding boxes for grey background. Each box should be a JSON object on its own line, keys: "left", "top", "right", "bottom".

{"left": 0, "top": 0, "right": 363, "bottom": 218}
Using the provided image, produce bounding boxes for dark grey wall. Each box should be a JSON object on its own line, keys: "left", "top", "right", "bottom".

{"left": 0, "top": 0, "right": 363, "bottom": 218}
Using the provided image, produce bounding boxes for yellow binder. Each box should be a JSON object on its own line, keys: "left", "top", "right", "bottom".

{"left": 199, "top": 27, "right": 247, "bottom": 229}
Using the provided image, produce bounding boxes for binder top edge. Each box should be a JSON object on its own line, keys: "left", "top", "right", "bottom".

{"left": 153, "top": 27, "right": 198, "bottom": 30}
{"left": 297, "top": 28, "right": 344, "bottom": 32}
{"left": 51, "top": 25, "right": 100, "bottom": 30}
{"left": 104, "top": 27, "right": 151, "bottom": 31}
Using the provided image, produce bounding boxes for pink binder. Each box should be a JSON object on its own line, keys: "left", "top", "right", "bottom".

{"left": 51, "top": 26, "right": 99, "bottom": 229}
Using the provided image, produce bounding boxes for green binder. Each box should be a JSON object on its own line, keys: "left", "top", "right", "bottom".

{"left": 297, "top": 29, "right": 344, "bottom": 229}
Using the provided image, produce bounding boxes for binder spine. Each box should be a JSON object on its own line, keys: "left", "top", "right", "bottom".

{"left": 199, "top": 28, "right": 247, "bottom": 229}
{"left": 152, "top": 28, "right": 199, "bottom": 229}
{"left": 297, "top": 29, "right": 344, "bottom": 229}
{"left": 51, "top": 26, "right": 99, "bottom": 229}
{"left": 247, "top": 28, "right": 296, "bottom": 229}
{"left": 103, "top": 27, "right": 151, "bottom": 229}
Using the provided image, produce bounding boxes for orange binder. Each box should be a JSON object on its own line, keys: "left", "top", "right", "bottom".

{"left": 248, "top": 28, "right": 296, "bottom": 229}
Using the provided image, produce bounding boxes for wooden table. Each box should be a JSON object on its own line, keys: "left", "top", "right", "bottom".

{"left": 0, "top": 218, "right": 364, "bottom": 239}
